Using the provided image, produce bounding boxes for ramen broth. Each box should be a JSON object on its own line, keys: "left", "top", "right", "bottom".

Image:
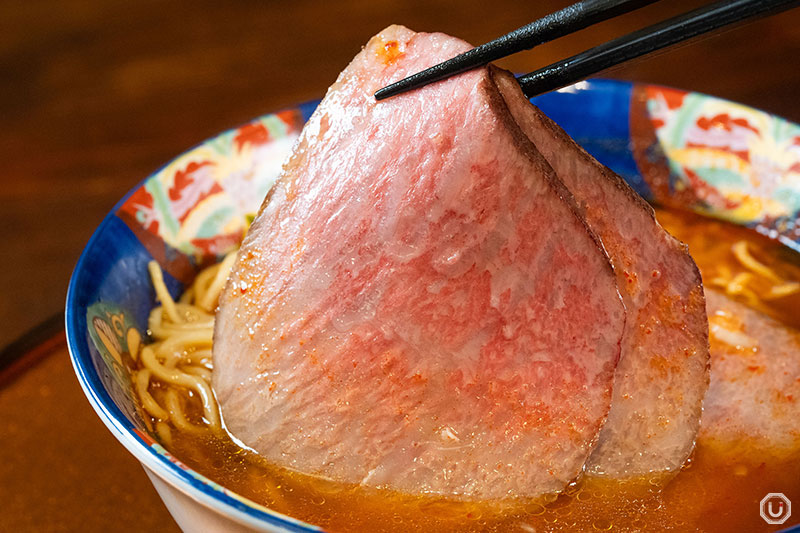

{"left": 142, "top": 207, "right": 800, "bottom": 532}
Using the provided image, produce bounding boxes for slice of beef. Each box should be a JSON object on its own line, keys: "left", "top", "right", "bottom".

{"left": 496, "top": 73, "right": 710, "bottom": 477}
{"left": 213, "top": 25, "right": 625, "bottom": 499}
{"left": 701, "top": 289, "right": 800, "bottom": 450}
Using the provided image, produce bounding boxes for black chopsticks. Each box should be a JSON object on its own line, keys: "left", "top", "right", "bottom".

{"left": 518, "top": 0, "right": 800, "bottom": 96}
{"left": 375, "top": 0, "right": 800, "bottom": 101}
{"left": 374, "top": 0, "right": 659, "bottom": 100}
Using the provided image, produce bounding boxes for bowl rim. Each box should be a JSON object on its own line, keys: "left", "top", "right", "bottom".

{"left": 64, "top": 81, "right": 800, "bottom": 533}
{"left": 65, "top": 106, "right": 323, "bottom": 532}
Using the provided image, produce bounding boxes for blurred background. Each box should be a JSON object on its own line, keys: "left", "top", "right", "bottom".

{"left": 2, "top": 0, "right": 800, "bottom": 350}
{"left": 0, "top": 1, "right": 799, "bottom": 529}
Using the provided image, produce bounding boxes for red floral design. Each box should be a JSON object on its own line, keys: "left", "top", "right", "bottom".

{"left": 685, "top": 113, "right": 760, "bottom": 162}
{"left": 234, "top": 122, "right": 271, "bottom": 152}
{"left": 168, "top": 161, "right": 223, "bottom": 223}
{"left": 191, "top": 233, "right": 242, "bottom": 256}
{"left": 116, "top": 111, "right": 303, "bottom": 260}
{"left": 276, "top": 109, "right": 303, "bottom": 132}
{"left": 120, "top": 186, "right": 158, "bottom": 233}
{"left": 696, "top": 114, "right": 758, "bottom": 135}
{"left": 646, "top": 86, "right": 687, "bottom": 128}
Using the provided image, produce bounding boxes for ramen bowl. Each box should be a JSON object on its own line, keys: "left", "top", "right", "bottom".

{"left": 66, "top": 79, "right": 800, "bottom": 532}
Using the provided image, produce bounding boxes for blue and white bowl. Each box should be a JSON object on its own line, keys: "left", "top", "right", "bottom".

{"left": 66, "top": 80, "right": 800, "bottom": 532}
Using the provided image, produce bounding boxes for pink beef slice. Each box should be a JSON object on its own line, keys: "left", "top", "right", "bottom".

{"left": 496, "top": 72, "right": 710, "bottom": 477}
{"left": 212, "top": 25, "right": 625, "bottom": 500}
{"left": 701, "top": 290, "right": 800, "bottom": 450}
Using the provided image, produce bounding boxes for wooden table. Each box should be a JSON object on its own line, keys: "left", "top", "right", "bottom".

{"left": 1, "top": 1, "right": 799, "bottom": 530}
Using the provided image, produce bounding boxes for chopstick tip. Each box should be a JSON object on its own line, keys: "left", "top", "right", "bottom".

{"left": 373, "top": 86, "right": 392, "bottom": 101}
{"left": 374, "top": 81, "right": 405, "bottom": 100}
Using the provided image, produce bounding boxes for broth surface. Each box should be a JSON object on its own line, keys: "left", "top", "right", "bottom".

{"left": 145, "top": 207, "right": 800, "bottom": 532}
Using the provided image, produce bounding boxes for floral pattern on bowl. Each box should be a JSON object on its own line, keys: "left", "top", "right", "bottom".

{"left": 630, "top": 84, "right": 800, "bottom": 250}
{"left": 117, "top": 109, "right": 306, "bottom": 284}
{"left": 67, "top": 80, "right": 800, "bottom": 532}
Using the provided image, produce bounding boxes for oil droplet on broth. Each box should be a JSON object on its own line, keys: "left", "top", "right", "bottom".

{"left": 148, "top": 207, "right": 800, "bottom": 532}
{"left": 526, "top": 502, "right": 546, "bottom": 516}
{"left": 592, "top": 518, "right": 613, "bottom": 530}
{"left": 542, "top": 513, "right": 559, "bottom": 524}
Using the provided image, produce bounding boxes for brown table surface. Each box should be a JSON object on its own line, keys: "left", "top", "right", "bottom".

{"left": 2, "top": 1, "right": 800, "bottom": 531}
{"left": 0, "top": 335, "right": 181, "bottom": 531}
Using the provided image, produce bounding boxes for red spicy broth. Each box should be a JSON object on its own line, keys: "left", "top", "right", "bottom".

{"left": 138, "top": 207, "right": 800, "bottom": 532}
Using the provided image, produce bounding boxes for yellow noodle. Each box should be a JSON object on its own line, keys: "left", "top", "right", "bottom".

{"left": 724, "top": 272, "right": 760, "bottom": 306}
{"left": 182, "top": 365, "right": 213, "bottom": 382}
{"left": 165, "top": 349, "right": 212, "bottom": 369}
{"left": 725, "top": 272, "right": 754, "bottom": 295}
{"left": 741, "top": 290, "right": 761, "bottom": 307}
{"left": 148, "top": 307, "right": 213, "bottom": 340}
{"left": 164, "top": 388, "right": 206, "bottom": 434}
{"left": 149, "top": 323, "right": 210, "bottom": 342}
{"left": 709, "top": 277, "right": 732, "bottom": 290}
{"left": 135, "top": 254, "right": 238, "bottom": 442}
{"left": 147, "top": 306, "right": 166, "bottom": 338}
{"left": 136, "top": 369, "right": 169, "bottom": 420}
{"left": 174, "top": 302, "right": 215, "bottom": 323}
{"left": 732, "top": 241, "right": 782, "bottom": 283}
{"left": 713, "top": 240, "right": 800, "bottom": 304}
{"left": 155, "top": 332, "right": 214, "bottom": 368}
{"left": 152, "top": 321, "right": 214, "bottom": 339}
{"left": 140, "top": 346, "right": 220, "bottom": 429}
{"left": 764, "top": 281, "right": 800, "bottom": 299}
{"left": 192, "top": 262, "right": 221, "bottom": 307}
{"left": 149, "top": 304, "right": 214, "bottom": 330}
{"left": 198, "top": 251, "right": 238, "bottom": 312}
{"left": 148, "top": 261, "right": 181, "bottom": 324}
{"left": 176, "top": 351, "right": 212, "bottom": 369}
{"left": 127, "top": 327, "right": 141, "bottom": 362}
{"left": 178, "top": 286, "right": 195, "bottom": 304}
{"left": 156, "top": 421, "right": 173, "bottom": 449}
{"left": 191, "top": 348, "right": 213, "bottom": 361}
{"left": 157, "top": 329, "right": 214, "bottom": 353}
{"left": 151, "top": 341, "right": 182, "bottom": 369}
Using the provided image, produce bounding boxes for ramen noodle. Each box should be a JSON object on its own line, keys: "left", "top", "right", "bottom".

{"left": 131, "top": 208, "right": 800, "bottom": 532}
